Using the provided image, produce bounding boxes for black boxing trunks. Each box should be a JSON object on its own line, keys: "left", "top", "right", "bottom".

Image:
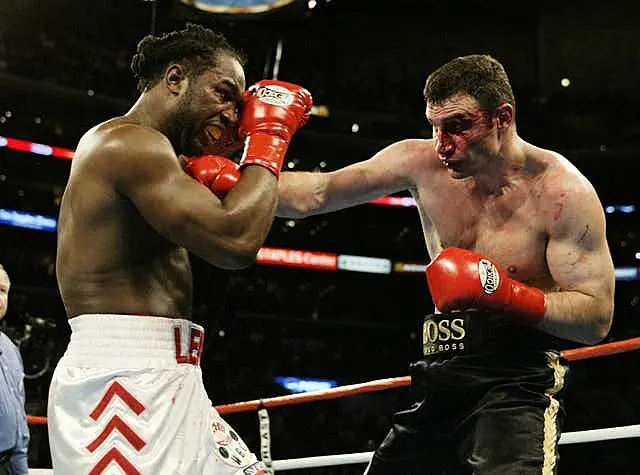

{"left": 365, "top": 311, "right": 569, "bottom": 475}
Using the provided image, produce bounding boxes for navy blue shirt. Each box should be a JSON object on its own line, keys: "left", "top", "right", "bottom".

{"left": 0, "top": 332, "right": 29, "bottom": 474}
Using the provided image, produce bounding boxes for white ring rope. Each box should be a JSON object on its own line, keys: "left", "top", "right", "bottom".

{"left": 558, "top": 423, "right": 640, "bottom": 445}
{"left": 272, "top": 424, "right": 640, "bottom": 471}
{"left": 30, "top": 423, "right": 640, "bottom": 473}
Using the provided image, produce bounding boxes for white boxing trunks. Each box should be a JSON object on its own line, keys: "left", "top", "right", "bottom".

{"left": 47, "top": 314, "right": 266, "bottom": 475}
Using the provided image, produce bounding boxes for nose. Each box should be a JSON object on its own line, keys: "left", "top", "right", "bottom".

{"left": 434, "top": 129, "right": 454, "bottom": 157}
{"left": 220, "top": 102, "right": 239, "bottom": 126}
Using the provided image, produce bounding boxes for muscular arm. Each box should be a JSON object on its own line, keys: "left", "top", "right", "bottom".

{"left": 277, "top": 139, "right": 421, "bottom": 218}
{"left": 538, "top": 177, "right": 615, "bottom": 344}
{"left": 111, "top": 126, "right": 278, "bottom": 269}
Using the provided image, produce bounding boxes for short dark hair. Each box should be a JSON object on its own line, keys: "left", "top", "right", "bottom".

{"left": 423, "top": 54, "right": 515, "bottom": 116}
{"left": 131, "top": 23, "right": 247, "bottom": 93}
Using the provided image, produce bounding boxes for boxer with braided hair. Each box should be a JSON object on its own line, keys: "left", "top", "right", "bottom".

{"left": 50, "top": 23, "right": 312, "bottom": 474}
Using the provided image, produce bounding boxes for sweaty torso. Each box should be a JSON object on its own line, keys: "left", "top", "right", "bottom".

{"left": 407, "top": 140, "right": 563, "bottom": 291}
{"left": 56, "top": 117, "right": 193, "bottom": 319}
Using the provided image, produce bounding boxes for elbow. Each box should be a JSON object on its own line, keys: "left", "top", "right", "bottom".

{"left": 230, "top": 248, "right": 260, "bottom": 270}
{"left": 212, "top": 251, "right": 256, "bottom": 270}
{"left": 217, "top": 222, "right": 268, "bottom": 269}
{"left": 215, "top": 239, "right": 261, "bottom": 270}
{"left": 277, "top": 197, "right": 321, "bottom": 219}
{"left": 275, "top": 203, "right": 306, "bottom": 219}
{"left": 583, "top": 328, "right": 607, "bottom": 346}
{"left": 217, "top": 256, "right": 256, "bottom": 270}
{"left": 305, "top": 184, "right": 329, "bottom": 216}
{"left": 278, "top": 174, "right": 328, "bottom": 218}
{"left": 214, "top": 203, "right": 278, "bottom": 268}
{"left": 586, "top": 304, "right": 614, "bottom": 345}
{"left": 163, "top": 204, "right": 268, "bottom": 270}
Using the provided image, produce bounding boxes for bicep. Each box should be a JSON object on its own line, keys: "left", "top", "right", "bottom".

{"left": 89, "top": 127, "right": 221, "bottom": 239}
{"left": 107, "top": 138, "right": 243, "bottom": 261}
{"left": 546, "top": 188, "right": 614, "bottom": 299}
{"left": 119, "top": 151, "right": 223, "bottom": 241}
{"left": 110, "top": 136, "right": 277, "bottom": 268}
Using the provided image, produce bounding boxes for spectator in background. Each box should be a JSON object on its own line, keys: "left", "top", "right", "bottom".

{"left": 0, "top": 265, "right": 29, "bottom": 475}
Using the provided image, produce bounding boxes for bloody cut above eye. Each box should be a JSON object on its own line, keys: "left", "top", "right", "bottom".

{"left": 443, "top": 118, "right": 473, "bottom": 133}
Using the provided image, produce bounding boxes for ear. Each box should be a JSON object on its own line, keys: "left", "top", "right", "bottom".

{"left": 495, "top": 103, "right": 514, "bottom": 129}
{"left": 165, "top": 64, "right": 187, "bottom": 95}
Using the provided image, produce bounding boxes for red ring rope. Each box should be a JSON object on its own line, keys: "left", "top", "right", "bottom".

{"left": 26, "top": 336, "right": 640, "bottom": 423}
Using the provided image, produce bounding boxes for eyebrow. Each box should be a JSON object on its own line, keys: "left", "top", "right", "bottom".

{"left": 441, "top": 113, "right": 470, "bottom": 122}
{"left": 218, "top": 78, "right": 237, "bottom": 88}
{"left": 218, "top": 79, "right": 244, "bottom": 102}
{"left": 427, "top": 112, "right": 470, "bottom": 125}
{"left": 219, "top": 77, "right": 243, "bottom": 91}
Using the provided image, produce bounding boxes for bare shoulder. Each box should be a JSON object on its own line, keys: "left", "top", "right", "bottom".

{"left": 531, "top": 145, "right": 604, "bottom": 234}
{"left": 76, "top": 118, "right": 173, "bottom": 164}
{"left": 379, "top": 138, "right": 437, "bottom": 160}
{"left": 534, "top": 146, "right": 598, "bottom": 200}
{"left": 372, "top": 138, "right": 439, "bottom": 174}
{"left": 72, "top": 118, "right": 179, "bottom": 188}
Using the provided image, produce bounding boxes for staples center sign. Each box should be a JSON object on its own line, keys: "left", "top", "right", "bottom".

{"left": 257, "top": 247, "right": 338, "bottom": 271}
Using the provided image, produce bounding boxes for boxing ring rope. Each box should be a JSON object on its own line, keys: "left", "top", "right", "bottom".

{"left": 268, "top": 422, "right": 640, "bottom": 471}
{"left": 27, "top": 336, "right": 640, "bottom": 472}
{"left": 212, "top": 336, "right": 640, "bottom": 415}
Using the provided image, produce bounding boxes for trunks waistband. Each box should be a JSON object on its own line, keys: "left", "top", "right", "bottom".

{"left": 62, "top": 314, "right": 205, "bottom": 368}
{"left": 422, "top": 311, "right": 562, "bottom": 360}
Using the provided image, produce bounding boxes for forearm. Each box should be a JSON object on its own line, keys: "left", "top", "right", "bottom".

{"left": 220, "top": 166, "right": 279, "bottom": 256}
{"left": 277, "top": 171, "right": 327, "bottom": 218}
{"left": 183, "top": 167, "right": 278, "bottom": 269}
{"left": 537, "top": 290, "right": 613, "bottom": 344}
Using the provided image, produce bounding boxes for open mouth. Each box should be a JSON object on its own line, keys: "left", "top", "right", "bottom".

{"left": 195, "top": 124, "right": 224, "bottom": 150}
{"left": 205, "top": 124, "right": 223, "bottom": 141}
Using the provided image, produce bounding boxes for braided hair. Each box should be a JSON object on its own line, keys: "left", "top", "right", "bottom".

{"left": 131, "top": 23, "right": 246, "bottom": 93}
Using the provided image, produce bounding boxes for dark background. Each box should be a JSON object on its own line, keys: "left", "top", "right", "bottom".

{"left": 1, "top": 0, "right": 639, "bottom": 473}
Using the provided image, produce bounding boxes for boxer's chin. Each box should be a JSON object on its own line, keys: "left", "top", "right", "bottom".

{"left": 191, "top": 131, "right": 214, "bottom": 156}
{"left": 444, "top": 159, "right": 475, "bottom": 179}
{"left": 448, "top": 168, "right": 470, "bottom": 179}
{"left": 180, "top": 137, "right": 204, "bottom": 158}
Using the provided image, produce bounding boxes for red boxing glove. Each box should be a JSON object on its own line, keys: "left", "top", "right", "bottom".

{"left": 182, "top": 155, "right": 240, "bottom": 199}
{"left": 425, "top": 247, "right": 546, "bottom": 324}
{"left": 239, "top": 80, "right": 313, "bottom": 177}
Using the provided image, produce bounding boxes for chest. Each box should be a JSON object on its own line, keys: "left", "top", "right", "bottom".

{"left": 417, "top": 181, "right": 550, "bottom": 282}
